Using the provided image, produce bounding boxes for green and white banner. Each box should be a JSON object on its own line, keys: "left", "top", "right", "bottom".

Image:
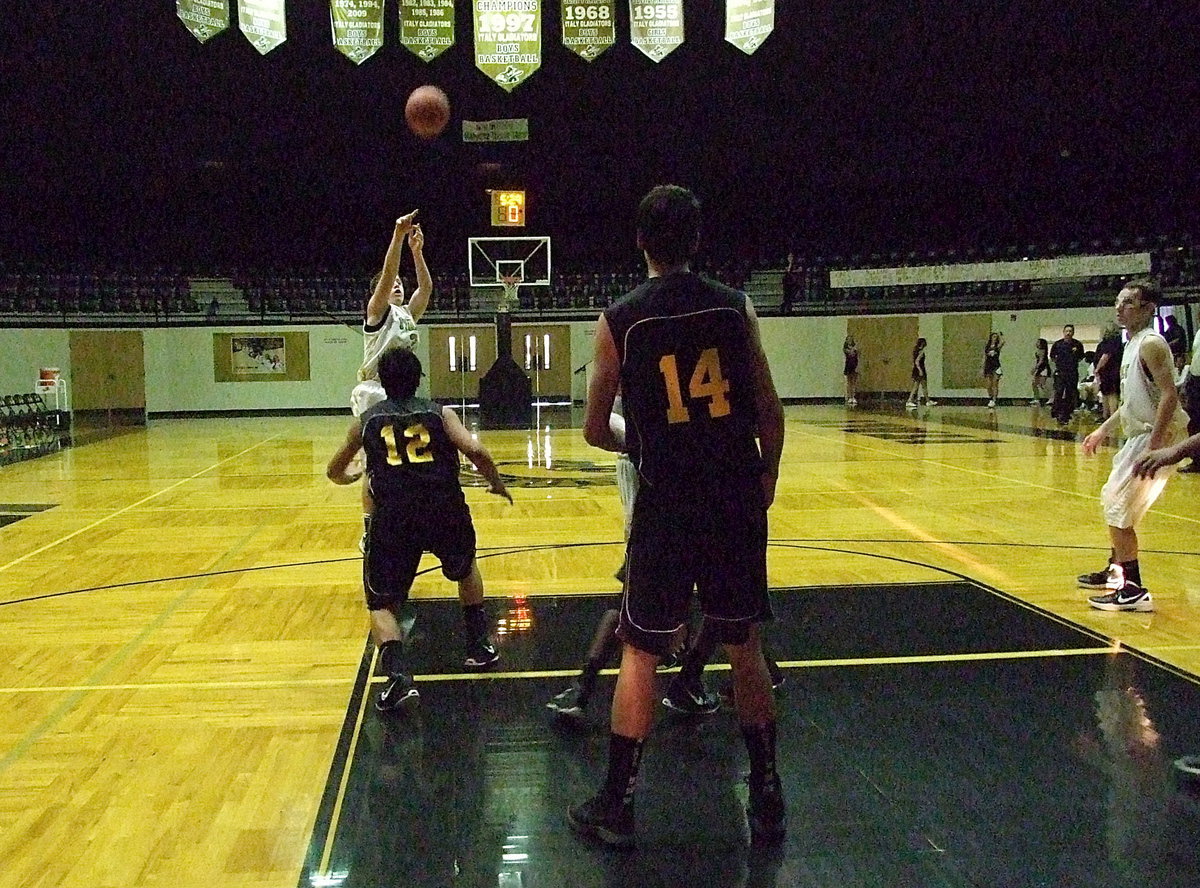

{"left": 473, "top": 1, "right": 542, "bottom": 92}
{"left": 628, "top": 2, "right": 683, "bottom": 62}
{"left": 725, "top": 0, "right": 773, "bottom": 55}
{"left": 400, "top": 0, "right": 456, "bottom": 61}
{"left": 560, "top": 1, "right": 615, "bottom": 61}
{"left": 177, "top": 0, "right": 229, "bottom": 43}
{"left": 463, "top": 118, "right": 530, "bottom": 142}
{"left": 330, "top": 0, "right": 384, "bottom": 64}
{"left": 238, "top": 0, "right": 287, "bottom": 55}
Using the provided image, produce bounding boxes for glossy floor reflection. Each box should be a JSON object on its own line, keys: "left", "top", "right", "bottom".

{"left": 301, "top": 583, "right": 1200, "bottom": 888}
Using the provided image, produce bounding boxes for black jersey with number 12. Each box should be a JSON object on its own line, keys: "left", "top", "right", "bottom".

{"left": 360, "top": 396, "right": 463, "bottom": 505}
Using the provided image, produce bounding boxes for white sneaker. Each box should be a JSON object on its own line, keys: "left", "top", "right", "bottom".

{"left": 987, "top": 400, "right": 996, "bottom": 409}
{"left": 849, "top": 398, "right": 857, "bottom": 406}
{"left": 905, "top": 401, "right": 917, "bottom": 409}
{"left": 926, "top": 399, "right": 937, "bottom": 406}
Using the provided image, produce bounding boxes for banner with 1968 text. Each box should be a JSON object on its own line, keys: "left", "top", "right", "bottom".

{"left": 330, "top": 0, "right": 384, "bottom": 64}
{"left": 400, "top": 0, "right": 456, "bottom": 61}
{"left": 238, "top": 0, "right": 287, "bottom": 54}
{"left": 561, "top": 1, "right": 615, "bottom": 61}
{"left": 725, "top": 0, "right": 773, "bottom": 55}
{"left": 628, "top": 2, "right": 683, "bottom": 62}
{"left": 473, "top": 1, "right": 541, "bottom": 92}
{"left": 177, "top": 0, "right": 229, "bottom": 43}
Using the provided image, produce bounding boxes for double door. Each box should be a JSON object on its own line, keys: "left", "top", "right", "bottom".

{"left": 427, "top": 323, "right": 570, "bottom": 403}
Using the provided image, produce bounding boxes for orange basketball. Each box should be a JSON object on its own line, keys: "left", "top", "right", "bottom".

{"left": 405, "top": 85, "right": 450, "bottom": 140}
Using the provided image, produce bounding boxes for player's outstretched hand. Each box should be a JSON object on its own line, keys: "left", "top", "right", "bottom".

{"left": 396, "top": 210, "right": 418, "bottom": 234}
{"left": 1081, "top": 430, "right": 1103, "bottom": 456}
{"left": 409, "top": 224, "right": 424, "bottom": 253}
{"left": 489, "top": 482, "right": 514, "bottom": 505}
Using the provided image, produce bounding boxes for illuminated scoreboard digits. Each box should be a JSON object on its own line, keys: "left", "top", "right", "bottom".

{"left": 490, "top": 190, "right": 526, "bottom": 227}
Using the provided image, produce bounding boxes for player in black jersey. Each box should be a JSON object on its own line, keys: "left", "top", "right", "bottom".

{"left": 566, "top": 185, "right": 786, "bottom": 849}
{"left": 327, "top": 347, "right": 512, "bottom": 713}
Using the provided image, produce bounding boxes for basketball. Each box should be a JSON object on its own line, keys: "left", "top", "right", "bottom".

{"left": 405, "top": 85, "right": 450, "bottom": 140}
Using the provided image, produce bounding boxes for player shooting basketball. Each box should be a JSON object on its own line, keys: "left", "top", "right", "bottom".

{"left": 349, "top": 211, "right": 433, "bottom": 550}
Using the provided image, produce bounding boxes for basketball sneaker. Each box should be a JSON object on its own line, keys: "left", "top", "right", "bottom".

{"left": 1078, "top": 564, "right": 1121, "bottom": 590}
{"left": 1089, "top": 582, "right": 1153, "bottom": 612}
{"left": 747, "top": 774, "right": 787, "bottom": 846}
{"left": 464, "top": 635, "right": 500, "bottom": 670}
{"left": 926, "top": 399, "right": 938, "bottom": 406}
{"left": 567, "top": 794, "right": 635, "bottom": 848}
{"left": 376, "top": 673, "right": 419, "bottom": 713}
{"left": 663, "top": 679, "right": 720, "bottom": 716}
{"left": 545, "top": 684, "right": 587, "bottom": 722}
{"left": 905, "top": 400, "right": 917, "bottom": 409}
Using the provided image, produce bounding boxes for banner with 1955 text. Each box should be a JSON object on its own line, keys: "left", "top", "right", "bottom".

{"left": 628, "top": 2, "right": 683, "bottom": 62}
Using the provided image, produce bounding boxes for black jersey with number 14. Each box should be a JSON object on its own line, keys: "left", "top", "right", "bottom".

{"left": 604, "top": 272, "right": 763, "bottom": 494}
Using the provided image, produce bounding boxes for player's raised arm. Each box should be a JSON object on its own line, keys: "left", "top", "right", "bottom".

{"left": 583, "top": 315, "right": 624, "bottom": 452}
{"left": 406, "top": 223, "right": 432, "bottom": 322}
{"left": 327, "top": 421, "right": 365, "bottom": 485}
{"left": 744, "top": 296, "right": 785, "bottom": 507}
{"left": 366, "top": 211, "right": 417, "bottom": 326}
{"left": 442, "top": 406, "right": 512, "bottom": 503}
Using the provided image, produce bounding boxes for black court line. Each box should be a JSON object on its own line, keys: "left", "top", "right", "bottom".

{"left": 299, "top": 581, "right": 1200, "bottom": 888}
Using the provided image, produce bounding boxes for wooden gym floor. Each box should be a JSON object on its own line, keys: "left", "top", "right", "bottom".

{"left": 1, "top": 403, "right": 1199, "bottom": 887}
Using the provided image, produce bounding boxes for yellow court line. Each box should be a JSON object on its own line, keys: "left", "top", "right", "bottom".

{"left": 0, "top": 648, "right": 1116, "bottom": 696}
{"left": 0, "top": 435, "right": 282, "bottom": 575}
{"left": 319, "top": 646, "right": 378, "bottom": 879}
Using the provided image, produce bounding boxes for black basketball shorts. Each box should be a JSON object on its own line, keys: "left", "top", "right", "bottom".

{"left": 617, "top": 485, "right": 771, "bottom": 657}
{"left": 362, "top": 496, "right": 476, "bottom": 611}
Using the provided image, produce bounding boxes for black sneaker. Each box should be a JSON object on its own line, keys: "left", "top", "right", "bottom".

{"left": 1089, "top": 582, "right": 1153, "bottom": 612}
{"left": 545, "top": 684, "right": 586, "bottom": 722}
{"left": 567, "top": 794, "right": 635, "bottom": 848}
{"left": 376, "top": 673, "right": 419, "bottom": 713}
{"left": 663, "top": 679, "right": 720, "bottom": 716}
{"left": 1078, "top": 565, "right": 1120, "bottom": 590}
{"left": 464, "top": 635, "right": 500, "bottom": 670}
{"left": 747, "top": 775, "right": 787, "bottom": 846}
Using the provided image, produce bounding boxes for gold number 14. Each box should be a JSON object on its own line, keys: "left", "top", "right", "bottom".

{"left": 658, "top": 348, "right": 731, "bottom": 424}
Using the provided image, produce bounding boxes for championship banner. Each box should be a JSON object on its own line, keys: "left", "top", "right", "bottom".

{"left": 561, "top": 1, "right": 615, "bottom": 61}
{"left": 462, "top": 118, "right": 530, "bottom": 142}
{"left": 400, "top": 0, "right": 456, "bottom": 61}
{"left": 177, "top": 0, "right": 230, "bottom": 43}
{"left": 628, "top": 2, "right": 684, "bottom": 62}
{"left": 330, "top": 0, "right": 384, "bottom": 64}
{"left": 238, "top": 0, "right": 287, "bottom": 54}
{"left": 473, "top": 1, "right": 542, "bottom": 92}
{"left": 725, "top": 0, "right": 773, "bottom": 55}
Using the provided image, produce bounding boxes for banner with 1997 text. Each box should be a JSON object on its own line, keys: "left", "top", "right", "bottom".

{"left": 473, "top": 0, "right": 541, "bottom": 91}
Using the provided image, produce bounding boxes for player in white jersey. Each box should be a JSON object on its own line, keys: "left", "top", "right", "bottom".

{"left": 1077, "top": 280, "right": 1188, "bottom": 612}
{"left": 351, "top": 211, "right": 432, "bottom": 416}
{"left": 350, "top": 212, "right": 433, "bottom": 548}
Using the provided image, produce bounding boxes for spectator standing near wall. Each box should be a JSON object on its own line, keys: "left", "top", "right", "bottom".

{"left": 1050, "top": 324, "right": 1085, "bottom": 424}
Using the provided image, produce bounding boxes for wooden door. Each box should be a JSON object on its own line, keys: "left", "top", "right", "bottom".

{"left": 68, "top": 330, "right": 146, "bottom": 424}
{"left": 427, "top": 325, "right": 496, "bottom": 402}
{"left": 847, "top": 316, "right": 919, "bottom": 395}
{"left": 511, "top": 323, "right": 572, "bottom": 400}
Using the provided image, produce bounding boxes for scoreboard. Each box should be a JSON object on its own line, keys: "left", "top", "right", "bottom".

{"left": 490, "top": 190, "right": 526, "bottom": 227}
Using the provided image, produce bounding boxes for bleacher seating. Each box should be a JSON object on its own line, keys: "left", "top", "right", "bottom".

{"left": 1, "top": 393, "right": 65, "bottom": 465}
